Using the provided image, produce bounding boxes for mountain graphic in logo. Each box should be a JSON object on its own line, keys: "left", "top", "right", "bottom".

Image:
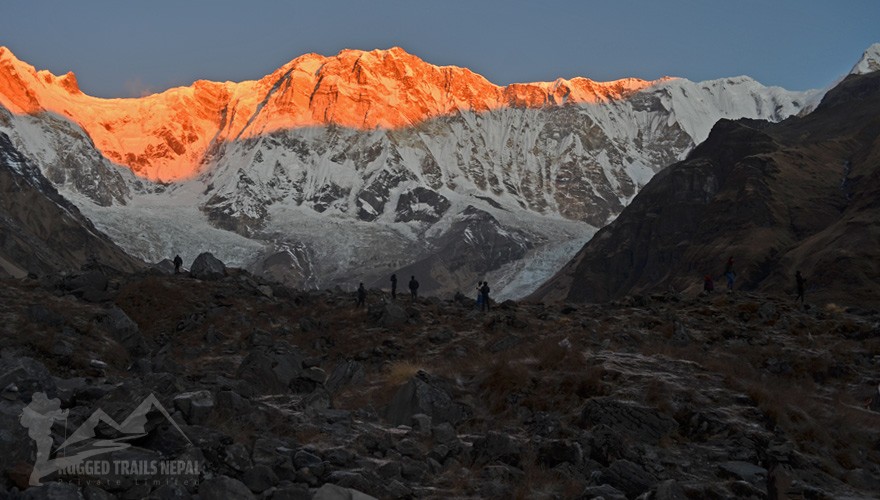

{"left": 19, "top": 392, "right": 190, "bottom": 486}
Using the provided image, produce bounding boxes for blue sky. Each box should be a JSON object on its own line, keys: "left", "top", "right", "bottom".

{"left": 1, "top": 0, "right": 877, "bottom": 97}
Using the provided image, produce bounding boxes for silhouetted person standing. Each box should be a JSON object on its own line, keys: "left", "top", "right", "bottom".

{"left": 476, "top": 281, "right": 484, "bottom": 308}
{"left": 795, "top": 270, "right": 805, "bottom": 304}
{"left": 356, "top": 283, "right": 366, "bottom": 308}
{"left": 390, "top": 274, "right": 398, "bottom": 299}
{"left": 703, "top": 275, "right": 714, "bottom": 294}
{"left": 409, "top": 275, "right": 419, "bottom": 301}
{"left": 173, "top": 254, "right": 183, "bottom": 274}
{"left": 724, "top": 257, "right": 736, "bottom": 292}
{"left": 480, "top": 281, "right": 491, "bottom": 311}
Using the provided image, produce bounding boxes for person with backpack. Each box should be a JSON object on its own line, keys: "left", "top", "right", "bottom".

{"left": 724, "top": 257, "right": 736, "bottom": 292}
{"left": 480, "top": 281, "right": 491, "bottom": 311}
{"left": 475, "top": 281, "right": 484, "bottom": 308}
{"left": 703, "top": 275, "right": 714, "bottom": 294}
{"left": 390, "top": 273, "right": 398, "bottom": 299}
{"left": 409, "top": 275, "right": 419, "bottom": 301}
{"left": 356, "top": 282, "right": 367, "bottom": 308}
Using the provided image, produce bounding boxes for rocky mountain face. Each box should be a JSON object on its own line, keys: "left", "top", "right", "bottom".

{"left": 0, "top": 132, "right": 141, "bottom": 278}
{"left": 0, "top": 46, "right": 668, "bottom": 182}
{"left": 1, "top": 267, "right": 878, "bottom": 498}
{"left": 0, "top": 46, "right": 821, "bottom": 297}
{"left": 532, "top": 69, "right": 880, "bottom": 306}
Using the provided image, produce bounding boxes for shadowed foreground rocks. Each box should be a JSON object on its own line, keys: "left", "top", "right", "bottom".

{"left": 0, "top": 268, "right": 878, "bottom": 499}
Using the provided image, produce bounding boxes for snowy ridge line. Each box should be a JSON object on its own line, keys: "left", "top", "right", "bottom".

{"left": 14, "top": 42, "right": 880, "bottom": 297}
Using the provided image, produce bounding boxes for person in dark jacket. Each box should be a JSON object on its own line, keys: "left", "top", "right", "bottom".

{"left": 703, "top": 275, "right": 714, "bottom": 294}
{"left": 409, "top": 276, "right": 419, "bottom": 300}
{"left": 724, "top": 257, "right": 736, "bottom": 292}
{"left": 173, "top": 254, "right": 183, "bottom": 274}
{"left": 356, "top": 283, "right": 367, "bottom": 308}
{"left": 390, "top": 274, "right": 398, "bottom": 299}
{"left": 480, "top": 282, "right": 491, "bottom": 312}
{"left": 795, "top": 270, "right": 805, "bottom": 304}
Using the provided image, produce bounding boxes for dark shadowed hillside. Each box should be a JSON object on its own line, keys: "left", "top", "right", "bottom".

{"left": 532, "top": 71, "right": 880, "bottom": 306}
{"left": 0, "top": 269, "right": 878, "bottom": 498}
{"left": 0, "top": 132, "right": 142, "bottom": 277}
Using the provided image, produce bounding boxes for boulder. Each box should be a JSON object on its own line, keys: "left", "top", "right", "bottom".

{"left": 252, "top": 437, "right": 290, "bottom": 467}
{"left": 241, "top": 464, "right": 278, "bottom": 493}
{"left": 82, "top": 485, "right": 117, "bottom": 500}
{"left": 190, "top": 252, "right": 226, "bottom": 281}
{"left": 384, "top": 371, "right": 464, "bottom": 426}
{"left": 368, "top": 301, "right": 410, "bottom": 328}
{"left": 654, "top": 479, "right": 688, "bottom": 500}
{"left": 580, "top": 484, "right": 627, "bottom": 500}
{"left": 471, "top": 431, "right": 522, "bottom": 467}
{"left": 223, "top": 443, "right": 253, "bottom": 472}
{"left": 432, "top": 422, "right": 459, "bottom": 444}
{"left": 428, "top": 329, "right": 454, "bottom": 344}
{"left": 590, "top": 424, "right": 627, "bottom": 465}
{"left": 313, "top": 483, "right": 378, "bottom": 500}
{"left": 198, "top": 476, "right": 255, "bottom": 500}
{"left": 395, "top": 438, "right": 423, "bottom": 458}
{"left": 172, "top": 390, "right": 214, "bottom": 425}
{"left": 236, "top": 348, "right": 305, "bottom": 394}
{"left": 21, "top": 482, "right": 85, "bottom": 499}
{"left": 269, "top": 484, "right": 311, "bottom": 500}
{"left": 293, "top": 449, "right": 323, "bottom": 472}
{"left": 537, "top": 439, "right": 583, "bottom": 467}
{"left": 411, "top": 413, "right": 432, "bottom": 434}
{"left": 62, "top": 269, "right": 108, "bottom": 294}
{"left": 100, "top": 306, "right": 146, "bottom": 355}
{"left": 579, "top": 398, "right": 677, "bottom": 444}
{"left": 600, "top": 459, "right": 658, "bottom": 498}
{"left": 718, "top": 461, "right": 768, "bottom": 486}
{"left": 325, "top": 360, "right": 366, "bottom": 395}
{"left": 0, "top": 355, "right": 57, "bottom": 401}
{"left": 151, "top": 259, "right": 177, "bottom": 275}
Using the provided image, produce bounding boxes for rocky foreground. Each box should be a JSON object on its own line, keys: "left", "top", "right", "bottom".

{"left": 0, "top": 263, "right": 878, "bottom": 499}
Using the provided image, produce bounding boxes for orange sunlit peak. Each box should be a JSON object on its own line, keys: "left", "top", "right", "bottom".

{"left": 0, "top": 46, "right": 674, "bottom": 182}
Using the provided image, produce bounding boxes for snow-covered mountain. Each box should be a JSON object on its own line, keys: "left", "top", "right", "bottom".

{"left": 851, "top": 42, "right": 880, "bottom": 75}
{"left": 0, "top": 46, "right": 827, "bottom": 297}
{"left": 0, "top": 131, "right": 140, "bottom": 277}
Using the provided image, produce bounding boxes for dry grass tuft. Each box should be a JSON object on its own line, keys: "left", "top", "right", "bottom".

{"left": 823, "top": 303, "right": 846, "bottom": 315}
{"left": 481, "top": 358, "right": 531, "bottom": 415}
{"left": 511, "top": 461, "right": 584, "bottom": 499}
{"left": 385, "top": 360, "right": 426, "bottom": 386}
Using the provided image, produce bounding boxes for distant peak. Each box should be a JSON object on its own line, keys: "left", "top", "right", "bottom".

{"left": 59, "top": 71, "right": 80, "bottom": 94}
{"left": 851, "top": 42, "right": 880, "bottom": 75}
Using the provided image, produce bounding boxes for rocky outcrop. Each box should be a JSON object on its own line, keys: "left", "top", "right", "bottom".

{"left": 579, "top": 398, "right": 678, "bottom": 444}
{"left": 190, "top": 252, "right": 227, "bottom": 281}
{"left": 532, "top": 70, "right": 880, "bottom": 307}
{"left": 384, "top": 371, "right": 466, "bottom": 426}
{"left": 0, "top": 132, "right": 141, "bottom": 277}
